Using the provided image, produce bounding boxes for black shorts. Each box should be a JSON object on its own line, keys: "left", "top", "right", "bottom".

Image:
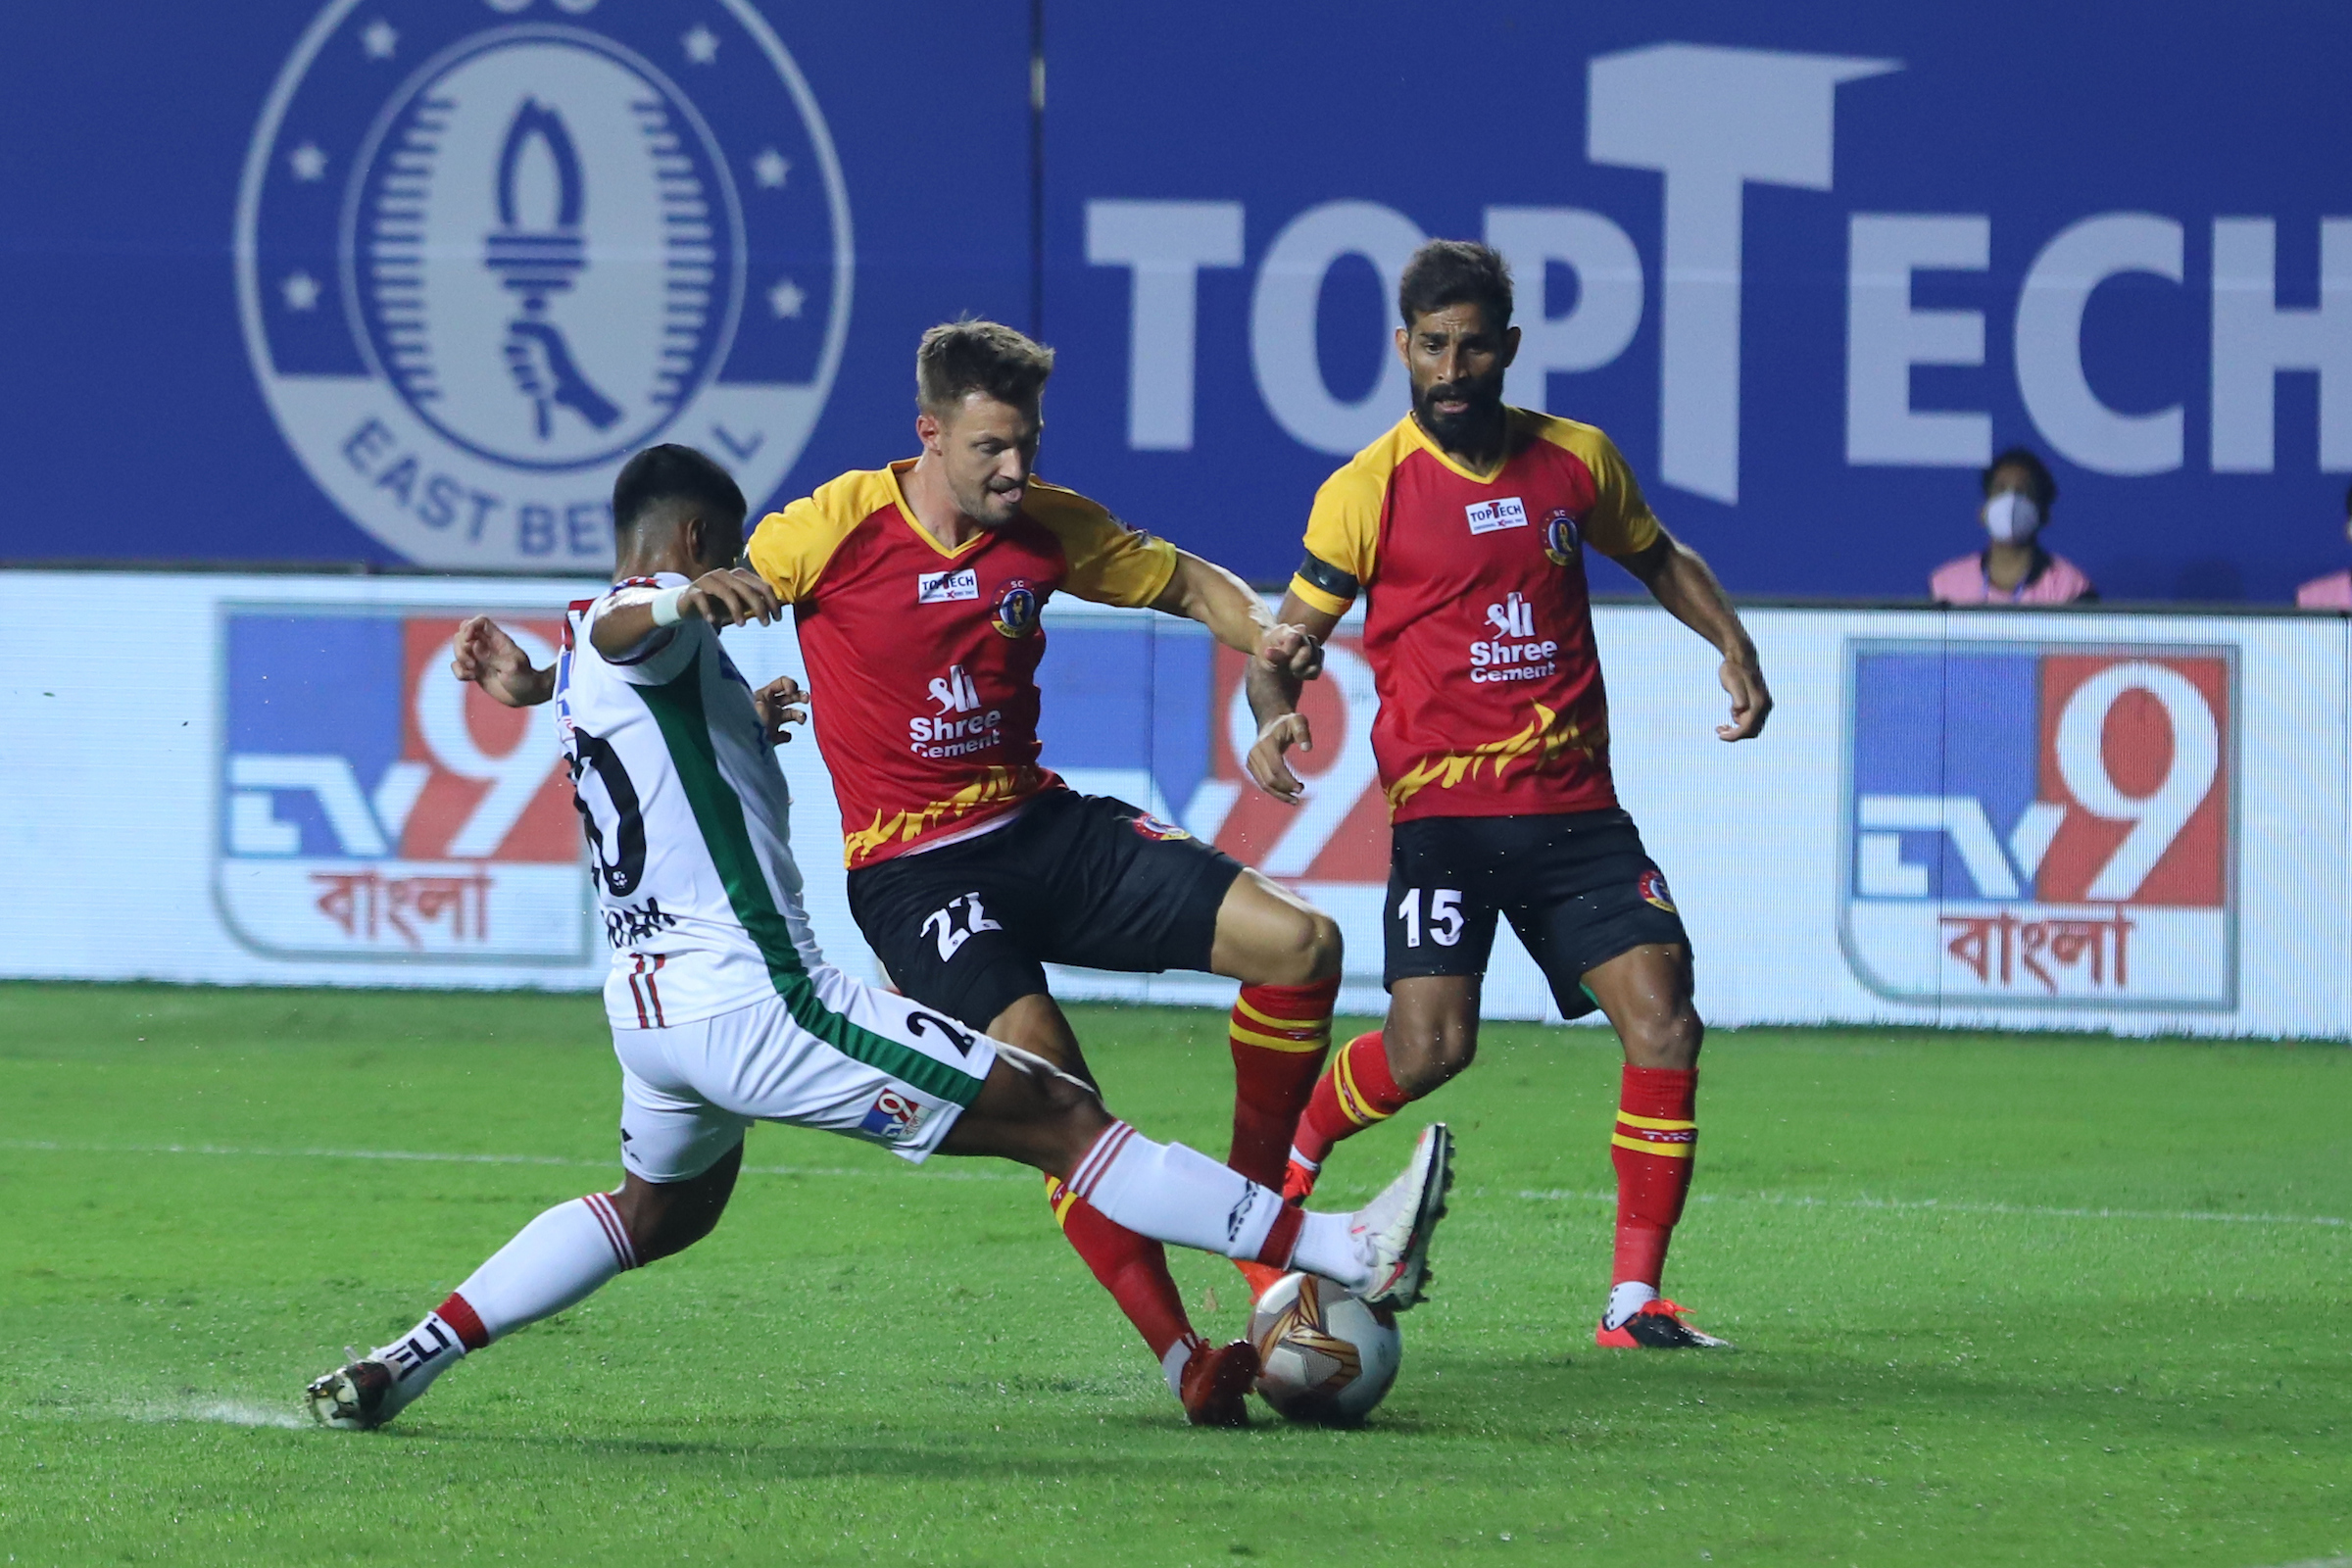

{"left": 1384, "top": 809, "right": 1690, "bottom": 1019}
{"left": 847, "top": 789, "right": 1246, "bottom": 1031}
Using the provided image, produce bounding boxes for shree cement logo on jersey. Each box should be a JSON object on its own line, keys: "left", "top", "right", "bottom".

{"left": 236, "top": 0, "right": 852, "bottom": 569}
{"left": 1840, "top": 642, "right": 2235, "bottom": 1010}
{"left": 216, "top": 608, "right": 591, "bottom": 963}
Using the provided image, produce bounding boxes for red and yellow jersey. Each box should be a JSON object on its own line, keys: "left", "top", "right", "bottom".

{"left": 1290, "top": 408, "right": 1661, "bottom": 823}
{"left": 745, "top": 461, "right": 1177, "bottom": 866}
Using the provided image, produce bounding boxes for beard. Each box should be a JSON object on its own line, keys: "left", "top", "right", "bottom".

{"left": 1414, "top": 375, "right": 1506, "bottom": 446}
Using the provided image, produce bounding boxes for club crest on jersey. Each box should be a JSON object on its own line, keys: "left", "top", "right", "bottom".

{"left": 917, "top": 567, "right": 979, "bottom": 604}
{"left": 1465, "top": 496, "right": 1529, "bottom": 535}
{"left": 858, "top": 1089, "right": 930, "bottom": 1143}
{"left": 1128, "top": 810, "right": 1192, "bottom": 842}
{"left": 1543, "top": 509, "right": 1582, "bottom": 564}
{"left": 1639, "top": 868, "right": 1678, "bottom": 913}
{"left": 236, "top": 1, "right": 851, "bottom": 570}
{"left": 992, "top": 578, "right": 1041, "bottom": 638}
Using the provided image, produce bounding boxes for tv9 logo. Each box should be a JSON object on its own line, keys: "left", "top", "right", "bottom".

{"left": 1842, "top": 642, "right": 2234, "bottom": 1010}
{"left": 217, "top": 607, "right": 589, "bottom": 962}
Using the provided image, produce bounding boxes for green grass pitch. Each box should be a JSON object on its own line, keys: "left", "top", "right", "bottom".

{"left": 1, "top": 984, "right": 2346, "bottom": 1567}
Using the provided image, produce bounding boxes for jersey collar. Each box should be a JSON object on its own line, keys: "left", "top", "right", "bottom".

{"left": 1399, "top": 408, "right": 1527, "bottom": 485}
{"left": 886, "top": 459, "right": 991, "bottom": 561}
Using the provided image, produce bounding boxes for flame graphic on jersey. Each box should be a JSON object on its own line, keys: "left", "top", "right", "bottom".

{"left": 1383, "top": 701, "right": 1604, "bottom": 809}
{"left": 840, "top": 764, "right": 1047, "bottom": 866}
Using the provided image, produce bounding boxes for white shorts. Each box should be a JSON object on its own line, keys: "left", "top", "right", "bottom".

{"left": 611, "top": 964, "right": 1001, "bottom": 1183}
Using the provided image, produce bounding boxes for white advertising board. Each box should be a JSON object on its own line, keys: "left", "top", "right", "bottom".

{"left": 2, "top": 571, "right": 2344, "bottom": 1039}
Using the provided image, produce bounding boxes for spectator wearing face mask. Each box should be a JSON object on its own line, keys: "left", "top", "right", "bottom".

{"left": 2294, "top": 484, "right": 2352, "bottom": 609}
{"left": 1929, "top": 448, "right": 2095, "bottom": 606}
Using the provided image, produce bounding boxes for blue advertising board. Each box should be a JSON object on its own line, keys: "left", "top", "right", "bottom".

{"left": 5, "top": 2, "right": 2351, "bottom": 602}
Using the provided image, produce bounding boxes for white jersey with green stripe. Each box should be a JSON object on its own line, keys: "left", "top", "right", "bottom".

{"left": 556, "top": 574, "right": 826, "bottom": 1031}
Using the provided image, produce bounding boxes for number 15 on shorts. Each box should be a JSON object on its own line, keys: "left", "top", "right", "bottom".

{"left": 1397, "top": 888, "right": 1464, "bottom": 948}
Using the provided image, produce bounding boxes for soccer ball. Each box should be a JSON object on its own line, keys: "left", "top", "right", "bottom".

{"left": 1249, "top": 1271, "right": 1402, "bottom": 1424}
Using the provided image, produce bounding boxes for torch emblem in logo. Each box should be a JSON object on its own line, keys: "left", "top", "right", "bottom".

{"left": 239, "top": 1, "right": 851, "bottom": 568}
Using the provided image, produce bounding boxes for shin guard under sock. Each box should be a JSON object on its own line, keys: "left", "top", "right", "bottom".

{"left": 1045, "top": 1175, "right": 1194, "bottom": 1363}
{"left": 1290, "top": 1031, "right": 1412, "bottom": 1174}
{"left": 1610, "top": 1064, "right": 1698, "bottom": 1293}
{"left": 1226, "top": 978, "right": 1338, "bottom": 1188}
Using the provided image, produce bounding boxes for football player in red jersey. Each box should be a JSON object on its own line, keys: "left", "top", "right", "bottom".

{"left": 738, "top": 320, "right": 1349, "bottom": 1424}
{"left": 1249, "top": 241, "right": 1773, "bottom": 1349}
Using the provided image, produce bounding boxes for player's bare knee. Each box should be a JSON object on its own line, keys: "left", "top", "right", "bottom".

{"left": 1623, "top": 1006, "right": 1703, "bottom": 1070}
{"left": 1299, "top": 909, "right": 1344, "bottom": 982}
{"left": 1250, "top": 906, "right": 1340, "bottom": 986}
{"left": 1390, "top": 1019, "right": 1476, "bottom": 1095}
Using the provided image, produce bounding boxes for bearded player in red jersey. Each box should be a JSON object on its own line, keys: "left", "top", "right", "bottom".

{"left": 1250, "top": 241, "right": 1773, "bottom": 1349}
{"left": 739, "top": 320, "right": 1350, "bottom": 1424}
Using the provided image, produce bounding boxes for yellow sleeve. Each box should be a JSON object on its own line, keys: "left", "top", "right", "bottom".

{"left": 1560, "top": 424, "right": 1662, "bottom": 560}
{"left": 1025, "top": 482, "right": 1178, "bottom": 609}
{"left": 1290, "top": 460, "right": 1386, "bottom": 616}
{"left": 743, "top": 471, "right": 884, "bottom": 603}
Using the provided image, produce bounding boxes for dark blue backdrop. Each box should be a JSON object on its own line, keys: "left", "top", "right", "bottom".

{"left": 5, "top": 1, "right": 2348, "bottom": 600}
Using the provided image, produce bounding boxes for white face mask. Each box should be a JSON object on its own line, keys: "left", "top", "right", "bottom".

{"left": 1984, "top": 491, "right": 2041, "bottom": 544}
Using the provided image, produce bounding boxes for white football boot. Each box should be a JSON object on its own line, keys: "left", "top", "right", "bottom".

{"left": 306, "top": 1353, "right": 411, "bottom": 1431}
{"left": 1348, "top": 1122, "right": 1452, "bottom": 1310}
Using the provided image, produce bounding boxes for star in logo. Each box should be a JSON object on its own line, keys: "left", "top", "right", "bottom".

{"left": 361, "top": 19, "right": 398, "bottom": 60}
{"left": 287, "top": 143, "right": 327, "bottom": 182}
{"left": 682, "top": 24, "right": 719, "bottom": 65}
{"left": 752, "top": 148, "right": 790, "bottom": 189}
{"left": 282, "top": 271, "right": 321, "bottom": 312}
{"left": 767, "top": 277, "right": 807, "bottom": 318}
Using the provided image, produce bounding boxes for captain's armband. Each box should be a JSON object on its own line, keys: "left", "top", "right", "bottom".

{"left": 1291, "top": 552, "right": 1359, "bottom": 616}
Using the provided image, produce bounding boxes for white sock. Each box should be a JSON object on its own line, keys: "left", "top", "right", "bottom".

{"left": 454, "top": 1193, "right": 637, "bottom": 1341}
{"left": 1604, "top": 1280, "right": 1659, "bottom": 1330}
{"left": 1070, "top": 1122, "right": 1284, "bottom": 1260}
{"left": 1159, "top": 1332, "right": 1205, "bottom": 1397}
{"left": 1286, "top": 1212, "right": 1369, "bottom": 1292}
{"left": 369, "top": 1309, "right": 467, "bottom": 1416}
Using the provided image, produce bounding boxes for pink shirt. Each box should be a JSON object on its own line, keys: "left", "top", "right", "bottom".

{"left": 2296, "top": 568, "right": 2352, "bottom": 609}
{"left": 1930, "top": 550, "right": 2095, "bottom": 606}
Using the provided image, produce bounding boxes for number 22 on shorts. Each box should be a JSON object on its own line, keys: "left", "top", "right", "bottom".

{"left": 1396, "top": 888, "right": 1464, "bottom": 948}
{"left": 921, "top": 893, "right": 1004, "bottom": 961}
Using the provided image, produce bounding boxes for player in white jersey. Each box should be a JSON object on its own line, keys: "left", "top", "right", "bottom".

{"left": 304, "top": 445, "right": 1452, "bottom": 1432}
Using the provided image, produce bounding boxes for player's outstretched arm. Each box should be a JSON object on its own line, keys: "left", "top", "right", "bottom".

{"left": 590, "top": 568, "right": 781, "bottom": 661}
{"left": 1149, "top": 550, "right": 1282, "bottom": 659}
{"left": 1243, "top": 590, "right": 1343, "bottom": 805}
{"left": 451, "top": 615, "right": 556, "bottom": 708}
{"left": 1617, "top": 528, "right": 1773, "bottom": 742}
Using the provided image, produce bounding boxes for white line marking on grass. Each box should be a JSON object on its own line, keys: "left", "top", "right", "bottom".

{"left": 1516, "top": 1188, "right": 2349, "bottom": 1229}
{"left": 0, "top": 1138, "right": 1024, "bottom": 1182}
{"left": 8, "top": 1140, "right": 2339, "bottom": 1222}
{"left": 125, "top": 1396, "right": 304, "bottom": 1429}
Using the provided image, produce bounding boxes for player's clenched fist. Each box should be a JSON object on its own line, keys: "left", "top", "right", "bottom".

{"left": 1247, "top": 711, "right": 1315, "bottom": 806}
{"left": 1256, "top": 623, "right": 1324, "bottom": 682}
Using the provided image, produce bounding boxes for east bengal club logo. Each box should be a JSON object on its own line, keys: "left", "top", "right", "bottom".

{"left": 237, "top": 0, "right": 852, "bottom": 569}
{"left": 992, "top": 578, "right": 1041, "bottom": 638}
{"left": 1638, "top": 867, "right": 1676, "bottom": 913}
{"left": 1542, "top": 508, "right": 1581, "bottom": 565}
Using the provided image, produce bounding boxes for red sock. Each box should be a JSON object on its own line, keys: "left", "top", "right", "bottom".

{"left": 1610, "top": 1064, "right": 1698, "bottom": 1288}
{"left": 1044, "top": 1175, "right": 1193, "bottom": 1361}
{"left": 435, "top": 1291, "right": 489, "bottom": 1351}
{"left": 1291, "top": 1030, "right": 1412, "bottom": 1170}
{"left": 1226, "top": 978, "right": 1338, "bottom": 1188}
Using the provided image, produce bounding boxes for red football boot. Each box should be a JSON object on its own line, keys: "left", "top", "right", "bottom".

{"left": 1593, "top": 1298, "right": 1735, "bottom": 1349}
{"left": 1179, "top": 1338, "right": 1261, "bottom": 1427}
